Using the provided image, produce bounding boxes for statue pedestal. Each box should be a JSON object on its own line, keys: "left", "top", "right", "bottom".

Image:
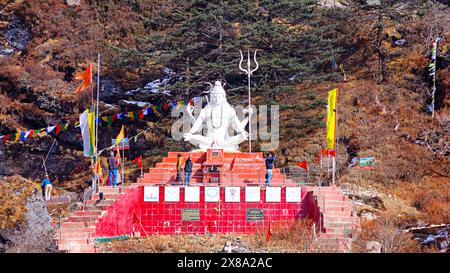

{"left": 138, "top": 149, "right": 296, "bottom": 187}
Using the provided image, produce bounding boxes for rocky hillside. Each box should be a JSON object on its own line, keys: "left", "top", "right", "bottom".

{"left": 0, "top": 0, "right": 448, "bottom": 252}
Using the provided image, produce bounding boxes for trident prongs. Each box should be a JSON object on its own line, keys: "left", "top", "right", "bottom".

{"left": 239, "top": 49, "right": 259, "bottom": 153}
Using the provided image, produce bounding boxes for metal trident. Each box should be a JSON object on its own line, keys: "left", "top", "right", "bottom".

{"left": 239, "top": 49, "right": 259, "bottom": 153}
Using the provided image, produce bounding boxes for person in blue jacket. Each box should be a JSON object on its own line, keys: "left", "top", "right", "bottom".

{"left": 41, "top": 174, "right": 52, "bottom": 201}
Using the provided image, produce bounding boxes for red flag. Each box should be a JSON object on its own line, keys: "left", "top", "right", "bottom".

{"left": 266, "top": 221, "right": 273, "bottom": 242}
{"left": 138, "top": 110, "right": 144, "bottom": 119}
{"left": 229, "top": 157, "right": 236, "bottom": 171}
{"left": 132, "top": 155, "right": 143, "bottom": 168}
{"left": 132, "top": 210, "right": 139, "bottom": 224}
{"left": 207, "top": 220, "right": 213, "bottom": 233}
{"left": 74, "top": 63, "right": 92, "bottom": 94}
{"left": 162, "top": 103, "right": 169, "bottom": 111}
{"left": 2, "top": 134, "right": 9, "bottom": 143}
{"left": 297, "top": 161, "right": 308, "bottom": 171}
{"left": 321, "top": 148, "right": 335, "bottom": 157}
{"left": 55, "top": 124, "right": 62, "bottom": 135}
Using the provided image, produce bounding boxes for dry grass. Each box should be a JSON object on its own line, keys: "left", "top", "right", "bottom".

{"left": 0, "top": 175, "right": 38, "bottom": 229}
{"left": 99, "top": 219, "right": 314, "bottom": 253}
{"left": 352, "top": 215, "right": 421, "bottom": 253}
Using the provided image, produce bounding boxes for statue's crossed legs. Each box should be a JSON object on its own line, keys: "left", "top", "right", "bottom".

{"left": 184, "top": 133, "right": 247, "bottom": 150}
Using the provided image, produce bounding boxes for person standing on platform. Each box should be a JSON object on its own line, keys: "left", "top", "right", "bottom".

{"left": 184, "top": 154, "right": 193, "bottom": 186}
{"left": 108, "top": 151, "right": 118, "bottom": 187}
{"left": 41, "top": 174, "right": 52, "bottom": 201}
{"left": 176, "top": 154, "right": 184, "bottom": 183}
{"left": 265, "top": 153, "right": 277, "bottom": 186}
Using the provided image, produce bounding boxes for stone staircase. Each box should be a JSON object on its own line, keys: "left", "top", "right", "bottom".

{"left": 54, "top": 186, "right": 135, "bottom": 253}
{"left": 309, "top": 185, "right": 360, "bottom": 252}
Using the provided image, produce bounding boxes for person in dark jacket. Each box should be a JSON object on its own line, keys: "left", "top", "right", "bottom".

{"left": 108, "top": 151, "right": 118, "bottom": 187}
{"left": 265, "top": 153, "right": 277, "bottom": 186}
{"left": 184, "top": 155, "right": 193, "bottom": 186}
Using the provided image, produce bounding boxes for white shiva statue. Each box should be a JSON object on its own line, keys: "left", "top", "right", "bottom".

{"left": 183, "top": 81, "right": 252, "bottom": 151}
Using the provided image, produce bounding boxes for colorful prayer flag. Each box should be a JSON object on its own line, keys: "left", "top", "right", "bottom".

{"left": 297, "top": 161, "right": 308, "bottom": 171}
{"left": 74, "top": 63, "right": 92, "bottom": 94}
{"left": 114, "top": 125, "right": 125, "bottom": 146}
{"left": 131, "top": 155, "right": 143, "bottom": 168}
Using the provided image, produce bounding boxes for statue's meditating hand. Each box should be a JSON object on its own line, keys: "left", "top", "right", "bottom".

{"left": 183, "top": 81, "right": 251, "bottom": 151}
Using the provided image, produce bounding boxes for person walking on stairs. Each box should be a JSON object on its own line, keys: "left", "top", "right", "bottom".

{"left": 184, "top": 154, "right": 193, "bottom": 186}
{"left": 108, "top": 151, "right": 119, "bottom": 187}
{"left": 176, "top": 154, "right": 184, "bottom": 183}
{"left": 265, "top": 153, "right": 277, "bottom": 186}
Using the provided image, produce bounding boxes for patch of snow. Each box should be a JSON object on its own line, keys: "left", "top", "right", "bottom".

{"left": 121, "top": 100, "right": 151, "bottom": 108}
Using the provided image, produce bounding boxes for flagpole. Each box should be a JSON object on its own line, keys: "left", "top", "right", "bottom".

{"left": 95, "top": 54, "right": 101, "bottom": 192}
{"left": 121, "top": 143, "right": 125, "bottom": 194}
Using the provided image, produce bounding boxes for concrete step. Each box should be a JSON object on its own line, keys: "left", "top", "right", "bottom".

{"left": 61, "top": 222, "right": 96, "bottom": 228}
{"left": 97, "top": 187, "right": 121, "bottom": 194}
{"left": 59, "top": 243, "right": 96, "bottom": 253}
{"left": 323, "top": 216, "right": 356, "bottom": 222}
{"left": 67, "top": 217, "right": 98, "bottom": 223}
{"left": 72, "top": 211, "right": 102, "bottom": 217}
{"left": 56, "top": 237, "right": 90, "bottom": 243}
{"left": 55, "top": 227, "right": 96, "bottom": 233}
{"left": 55, "top": 231, "right": 91, "bottom": 239}
{"left": 319, "top": 233, "right": 347, "bottom": 239}
{"left": 324, "top": 222, "right": 355, "bottom": 228}
{"left": 85, "top": 199, "right": 117, "bottom": 206}
{"left": 91, "top": 193, "right": 122, "bottom": 200}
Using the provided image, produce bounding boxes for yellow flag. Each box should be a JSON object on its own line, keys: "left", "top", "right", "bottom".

{"left": 88, "top": 111, "right": 95, "bottom": 157}
{"left": 114, "top": 125, "right": 125, "bottom": 146}
{"left": 326, "top": 88, "right": 338, "bottom": 150}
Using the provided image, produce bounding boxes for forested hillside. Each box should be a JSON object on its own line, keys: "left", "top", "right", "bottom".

{"left": 0, "top": 0, "right": 448, "bottom": 252}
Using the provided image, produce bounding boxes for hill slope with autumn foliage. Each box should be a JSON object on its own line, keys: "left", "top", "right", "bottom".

{"left": 0, "top": 0, "right": 448, "bottom": 252}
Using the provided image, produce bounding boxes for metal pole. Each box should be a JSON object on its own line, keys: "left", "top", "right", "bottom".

{"left": 95, "top": 54, "right": 101, "bottom": 192}
{"left": 247, "top": 53, "right": 251, "bottom": 153}
{"left": 121, "top": 146, "right": 125, "bottom": 193}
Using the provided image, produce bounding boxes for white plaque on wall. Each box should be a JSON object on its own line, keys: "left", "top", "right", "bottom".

{"left": 225, "top": 187, "right": 240, "bottom": 202}
{"left": 164, "top": 186, "right": 180, "bottom": 202}
{"left": 184, "top": 187, "right": 200, "bottom": 202}
{"left": 205, "top": 187, "right": 220, "bottom": 202}
{"left": 266, "top": 187, "right": 281, "bottom": 202}
{"left": 245, "top": 187, "right": 260, "bottom": 202}
{"left": 286, "top": 187, "right": 301, "bottom": 203}
{"left": 143, "top": 186, "right": 159, "bottom": 202}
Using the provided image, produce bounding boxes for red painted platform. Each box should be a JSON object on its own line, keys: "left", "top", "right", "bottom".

{"left": 54, "top": 150, "right": 360, "bottom": 253}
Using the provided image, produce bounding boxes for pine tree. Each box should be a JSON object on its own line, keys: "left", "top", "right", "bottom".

{"left": 140, "top": 0, "right": 343, "bottom": 98}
